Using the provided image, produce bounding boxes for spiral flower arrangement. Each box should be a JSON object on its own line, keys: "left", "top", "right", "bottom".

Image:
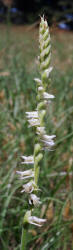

{"left": 17, "top": 16, "right": 56, "bottom": 249}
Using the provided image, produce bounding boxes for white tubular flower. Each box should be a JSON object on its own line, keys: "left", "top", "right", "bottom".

{"left": 34, "top": 78, "right": 42, "bottom": 85}
{"left": 42, "top": 134, "right": 56, "bottom": 141}
{"left": 38, "top": 86, "right": 55, "bottom": 100}
{"left": 26, "top": 111, "right": 38, "bottom": 119}
{"left": 24, "top": 210, "right": 46, "bottom": 227}
{"left": 21, "top": 155, "right": 34, "bottom": 164}
{"left": 36, "top": 126, "right": 45, "bottom": 135}
{"left": 16, "top": 170, "right": 34, "bottom": 179}
{"left": 29, "top": 194, "right": 41, "bottom": 206}
{"left": 28, "top": 118, "right": 40, "bottom": 127}
{"left": 42, "top": 140, "right": 55, "bottom": 147}
{"left": 41, "top": 134, "right": 56, "bottom": 148}
{"left": 41, "top": 139, "right": 55, "bottom": 147}
{"left": 21, "top": 181, "right": 35, "bottom": 193}
{"left": 43, "top": 92, "right": 55, "bottom": 99}
{"left": 38, "top": 86, "right": 43, "bottom": 92}
{"left": 29, "top": 216, "right": 46, "bottom": 227}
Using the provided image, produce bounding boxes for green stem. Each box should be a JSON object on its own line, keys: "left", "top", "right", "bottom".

{"left": 21, "top": 227, "right": 27, "bottom": 250}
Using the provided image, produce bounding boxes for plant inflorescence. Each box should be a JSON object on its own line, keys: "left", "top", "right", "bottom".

{"left": 17, "top": 16, "right": 55, "bottom": 248}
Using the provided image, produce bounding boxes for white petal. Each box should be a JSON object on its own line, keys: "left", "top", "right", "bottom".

{"left": 34, "top": 78, "right": 42, "bottom": 85}
{"left": 16, "top": 170, "right": 34, "bottom": 179}
{"left": 24, "top": 211, "right": 46, "bottom": 227}
{"left": 41, "top": 139, "right": 55, "bottom": 147}
{"left": 16, "top": 170, "right": 32, "bottom": 176}
{"left": 20, "top": 174, "right": 34, "bottom": 180}
{"left": 26, "top": 111, "right": 38, "bottom": 118}
{"left": 43, "top": 67, "right": 53, "bottom": 78}
{"left": 29, "top": 221, "right": 42, "bottom": 227}
{"left": 40, "top": 134, "right": 56, "bottom": 148}
{"left": 21, "top": 181, "right": 35, "bottom": 193}
{"left": 29, "top": 194, "right": 41, "bottom": 206}
{"left": 38, "top": 86, "right": 43, "bottom": 91}
{"left": 29, "top": 216, "right": 46, "bottom": 227}
{"left": 16, "top": 170, "right": 26, "bottom": 176}
{"left": 37, "top": 126, "right": 45, "bottom": 135}
{"left": 43, "top": 134, "right": 56, "bottom": 141}
{"left": 43, "top": 92, "right": 55, "bottom": 99}
{"left": 21, "top": 155, "right": 34, "bottom": 164}
{"left": 28, "top": 118, "right": 40, "bottom": 127}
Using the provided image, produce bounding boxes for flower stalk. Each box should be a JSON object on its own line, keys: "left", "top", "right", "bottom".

{"left": 17, "top": 16, "right": 56, "bottom": 249}
{"left": 21, "top": 227, "right": 27, "bottom": 250}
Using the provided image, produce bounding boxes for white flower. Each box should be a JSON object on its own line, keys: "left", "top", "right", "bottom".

{"left": 38, "top": 86, "right": 43, "bottom": 92}
{"left": 42, "top": 134, "right": 56, "bottom": 141}
{"left": 36, "top": 126, "right": 45, "bottom": 135}
{"left": 21, "top": 155, "right": 34, "bottom": 164}
{"left": 38, "top": 86, "right": 55, "bottom": 100}
{"left": 24, "top": 210, "right": 46, "bottom": 227}
{"left": 36, "top": 129, "right": 56, "bottom": 148}
{"left": 26, "top": 111, "right": 38, "bottom": 119}
{"left": 41, "top": 139, "right": 55, "bottom": 147}
{"left": 26, "top": 111, "right": 39, "bottom": 127}
{"left": 28, "top": 118, "right": 40, "bottom": 127}
{"left": 21, "top": 181, "right": 35, "bottom": 193}
{"left": 43, "top": 67, "right": 53, "bottom": 78}
{"left": 41, "top": 134, "right": 56, "bottom": 147}
{"left": 29, "top": 194, "right": 41, "bottom": 206}
{"left": 16, "top": 169, "right": 34, "bottom": 180}
{"left": 42, "top": 140, "right": 55, "bottom": 147}
{"left": 43, "top": 92, "right": 55, "bottom": 99}
{"left": 34, "top": 78, "right": 42, "bottom": 85}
